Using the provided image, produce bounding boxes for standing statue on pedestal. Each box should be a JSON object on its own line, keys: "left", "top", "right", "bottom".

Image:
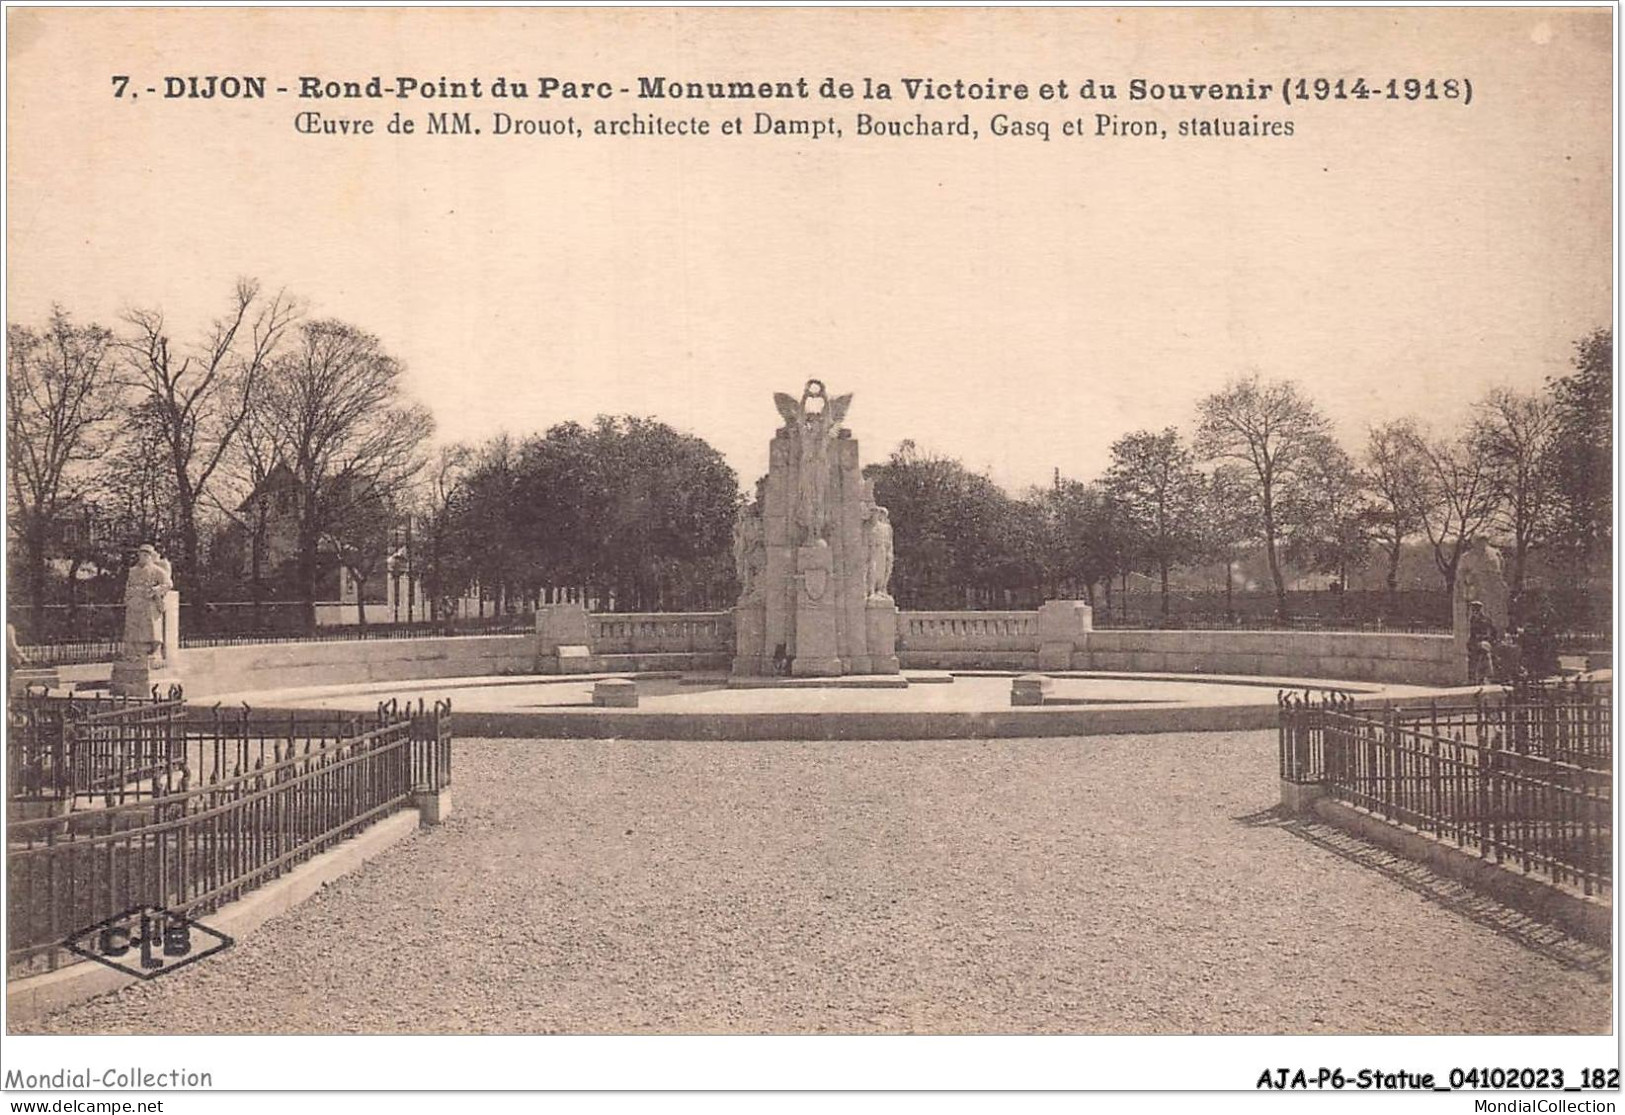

{"left": 123, "top": 544, "right": 174, "bottom": 663}
{"left": 865, "top": 504, "right": 894, "bottom": 601}
{"left": 775, "top": 379, "right": 852, "bottom": 544}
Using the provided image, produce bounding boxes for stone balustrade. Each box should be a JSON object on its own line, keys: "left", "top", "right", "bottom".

{"left": 899, "top": 611, "right": 1039, "bottom": 651}
{"left": 589, "top": 612, "right": 734, "bottom": 655}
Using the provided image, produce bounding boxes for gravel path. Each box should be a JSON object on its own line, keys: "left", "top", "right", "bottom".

{"left": 22, "top": 732, "right": 1610, "bottom": 1034}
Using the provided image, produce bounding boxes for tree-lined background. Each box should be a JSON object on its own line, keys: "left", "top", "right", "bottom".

{"left": 5, "top": 282, "right": 1612, "bottom": 643}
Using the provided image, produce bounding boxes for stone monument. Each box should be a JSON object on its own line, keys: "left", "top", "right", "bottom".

{"left": 110, "top": 544, "right": 182, "bottom": 696}
{"left": 732, "top": 380, "right": 899, "bottom": 677}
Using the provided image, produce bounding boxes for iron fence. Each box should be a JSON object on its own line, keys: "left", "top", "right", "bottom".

{"left": 1279, "top": 690, "right": 1611, "bottom": 898}
{"left": 7, "top": 696, "right": 452, "bottom": 974}
{"left": 8, "top": 689, "right": 188, "bottom": 804}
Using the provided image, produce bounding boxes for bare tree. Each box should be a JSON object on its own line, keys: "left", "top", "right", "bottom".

{"left": 322, "top": 481, "right": 397, "bottom": 626}
{"left": 120, "top": 279, "right": 299, "bottom": 601}
{"left": 1363, "top": 419, "right": 1429, "bottom": 610}
{"left": 207, "top": 376, "right": 291, "bottom": 616}
{"left": 1473, "top": 387, "right": 1559, "bottom": 609}
{"left": 1105, "top": 427, "right": 1206, "bottom": 618}
{"left": 1195, "top": 375, "right": 1334, "bottom": 614}
{"left": 6, "top": 308, "right": 119, "bottom": 614}
{"left": 1407, "top": 426, "right": 1502, "bottom": 596}
{"left": 260, "top": 319, "right": 433, "bottom": 628}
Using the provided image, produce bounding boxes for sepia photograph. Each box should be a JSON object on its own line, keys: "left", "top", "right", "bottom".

{"left": 1, "top": 1, "right": 1617, "bottom": 1098}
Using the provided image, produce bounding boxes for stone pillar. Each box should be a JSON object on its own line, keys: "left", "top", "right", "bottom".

{"left": 536, "top": 602, "right": 589, "bottom": 653}
{"left": 865, "top": 597, "right": 900, "bottom": 674}
{"left": 536, "top": 602, "right": 591, "bottom": 672}
{"left": 413, "top": 787, "right": 453, "bottom": 826}
{"left": 1036, "top": 599, "right": 1092, "bottom": 671}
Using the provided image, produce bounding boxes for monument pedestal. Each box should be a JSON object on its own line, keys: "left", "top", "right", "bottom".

{"left": 865, "top": 597, "right": 899, "bottom": 674}
{"left": 790, "top": 542, "right": 843, "bottom": 676}
{"left": 110, "top": 658, "right": 178, "bottom": 698}
{"left": 731, "top": 601, "right": 769, "bottom": 676}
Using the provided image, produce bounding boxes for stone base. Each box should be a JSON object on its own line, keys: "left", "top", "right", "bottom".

{"left": 791, "top": 656, "right": 844, "bottom": 677}
{"left": 554, "top": 645, "right": 593, "bottom": 674}
{"left": 726, "top": 674, "right": 910, "bottom": 690}
{"left": 109, "top": 659, "right": 179, "bottom": 698}
{"left": 1279, "top": 780, "right": 1325, "bottom": 816}
{"left": 592, "top": 678, "right": 639, "bottom": 707}
{"left": 1010, "top": 674, "right": 1053, "bottom": 706}
{"left": 413, "top": 787, "right": 453, "bottom": 826}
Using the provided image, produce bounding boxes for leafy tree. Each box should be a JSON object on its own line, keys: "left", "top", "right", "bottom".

{"left": 865, "top": 441, "right": 1037, "bottom": 609}
{"left": 1197, "top": 465, "right": 1261, "bottom": 622}
{"left": 1195, "top": 375, "right": 1334, "bottom": 614}
{"left": 6, "top": 307, "right": 119, "bottom": 614}
{"left": 459, "top": 434, "right": 529, "bottom": 612}
{"left": 1029, "top": 478, "right": 1129, "bottom": 608}
{"left": 479, "top": 417, "right": 739, "bottom": 611}
{"left": 1105, "top": 428, "right": 1206, "bottom": 617}
{"left": 1281, "top": 439, "right": 1370, "bottom": 593}
{"left": 413, "top": 443, "right": 474, "bottom": 619}
{"left": 1547, "top": 328, "right": 1611, "bottom": 570}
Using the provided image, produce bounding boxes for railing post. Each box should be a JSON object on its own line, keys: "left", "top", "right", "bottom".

{"left": 1278, "top": 697, "right": 1325, "bottom": 816}
{"left": 409, "top": 701, "right": 453, "bottom": 827}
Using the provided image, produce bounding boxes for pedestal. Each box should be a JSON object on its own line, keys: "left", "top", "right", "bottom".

{"left": 791, "top": 542, "right": 843, "bottom": 676}
{"left": 865, "top": 597, "right": 899, "bottom": 674}
{"left": 1037, "top": 599, "right": 1092, "bottom": 671}
{"left": 731, "top": 602, "right": 769, "bottom": 676}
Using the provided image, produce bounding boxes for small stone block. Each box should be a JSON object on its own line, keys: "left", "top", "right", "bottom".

{"left": 1010, "top": 674, "right": 1053, "bottom": 707}
{"left": 593, "top": 678, "right": 639, "bottom": 708}
{"left": 414, "top": 788, "right": 453, "bottom": 826}
{"left": 556, "top": 645, "right": 592, "bottom": 674}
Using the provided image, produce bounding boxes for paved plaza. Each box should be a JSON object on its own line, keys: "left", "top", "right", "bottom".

{"left": 19, "top": 729, "right": 1609, "bottom": 1035}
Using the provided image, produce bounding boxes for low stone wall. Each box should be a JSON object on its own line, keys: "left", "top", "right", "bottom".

{"left": 181, "top": 634, "right": 534, "bottom": 699}
{"left": 173, "top": 606, "right": 1463, "bottom": 697}
{"left": 1079, "top": 629, "right": 1462, "bottom": 686}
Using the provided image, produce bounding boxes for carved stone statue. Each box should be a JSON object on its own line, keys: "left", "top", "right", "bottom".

{"left": 1456, "top": 536, "right": 1509, "bottom": 631}
{"left": 865, "top": 504, "right": 894, "bottom": 600}
{"left": 774, "top": 379, "right": 852, "bottom": 545}
{"left": 122, "top": 544, "right": 174, "bottom": 663}
{"left": 732, "top": 507, "right": 765, "bottom": 603}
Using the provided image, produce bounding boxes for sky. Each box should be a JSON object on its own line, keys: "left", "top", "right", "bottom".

{"left": 6, "top": 7, "right": 1613, "bottom": 496}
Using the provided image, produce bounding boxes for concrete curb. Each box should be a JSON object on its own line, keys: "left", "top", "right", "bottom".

{"left": 1310, "top": 797, "right": 1612, "bottom": 947}
{"left": 7, "top": 808, "right": 423, "bottom": 1028}
{"left": 440, "top": 700, "right": 1292, "bottom": 740}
